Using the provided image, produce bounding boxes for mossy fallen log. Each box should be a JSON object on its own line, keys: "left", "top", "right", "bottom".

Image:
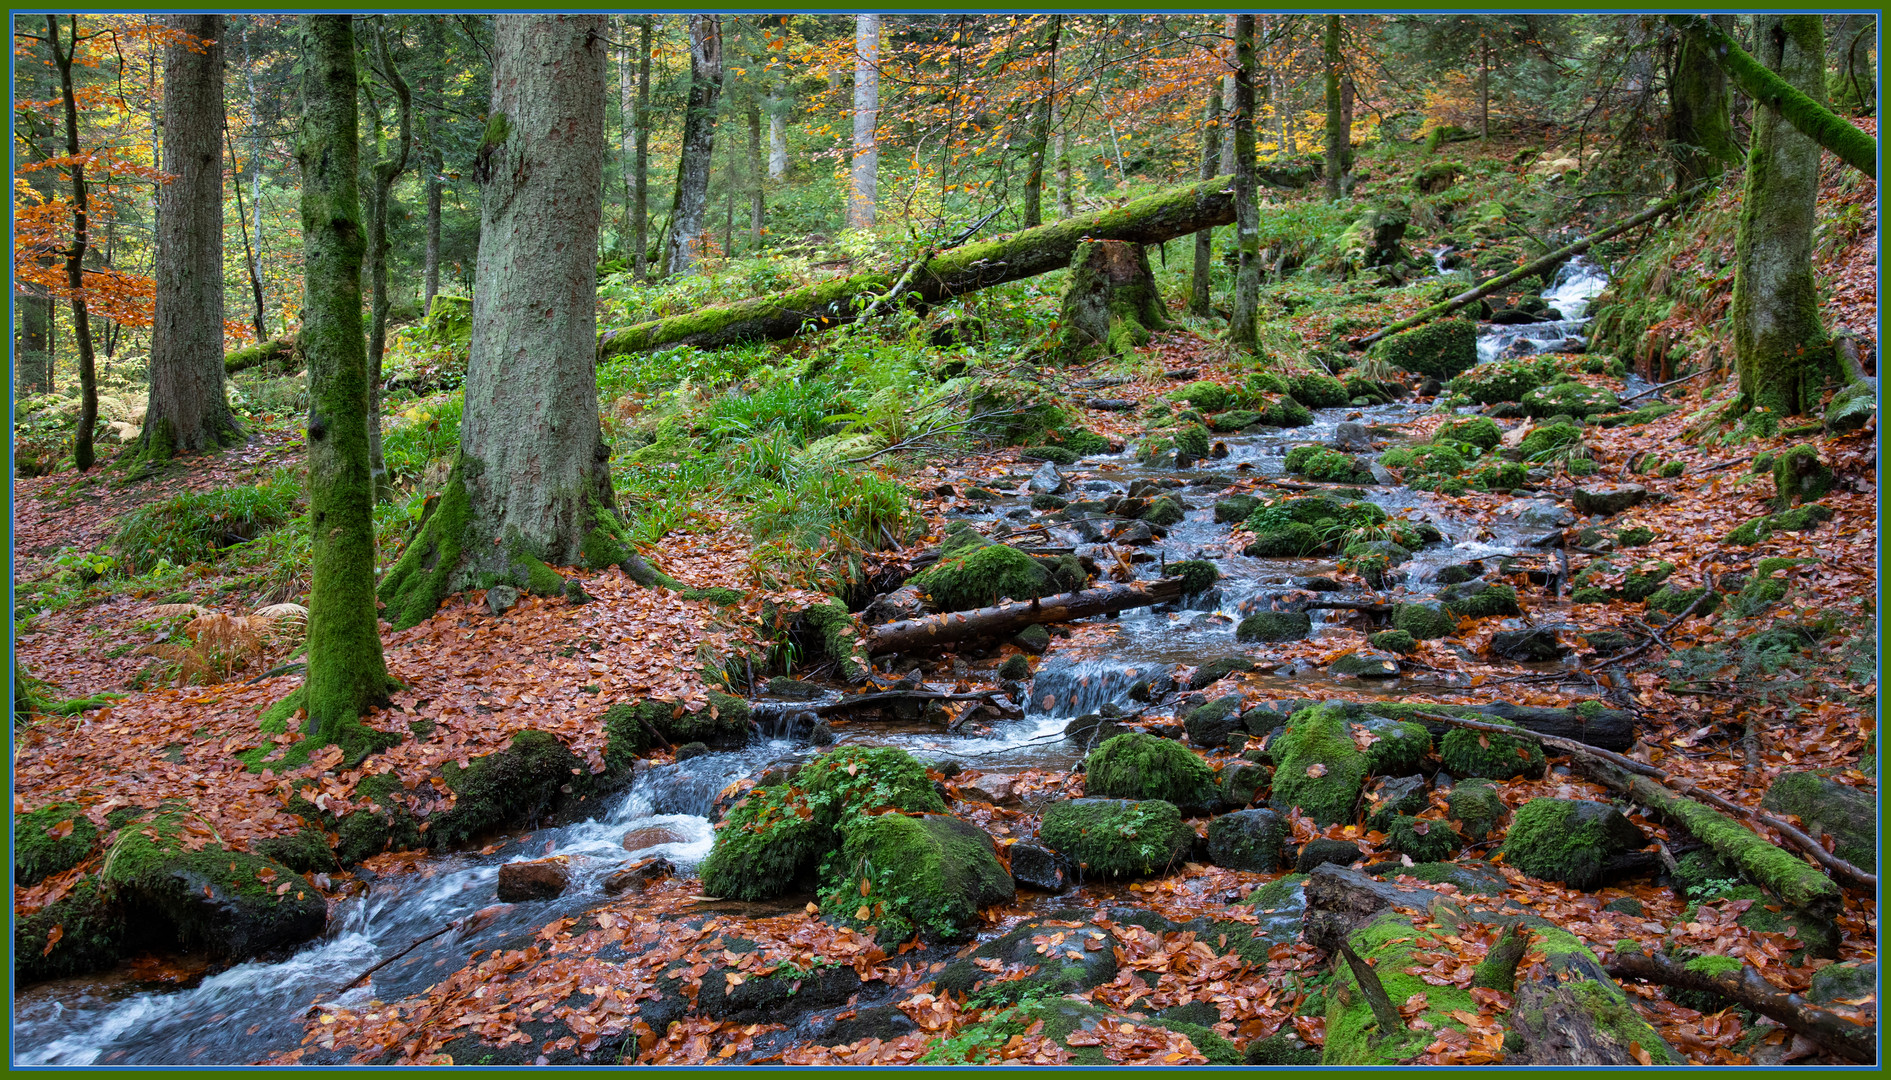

{"left": 597, "top": 176, "right": 1239, "bottom": 357}
{"left": 1608, "top": 947, "right": 1876, "bottom": 1064}
{"left": 864, "top": 577, "right": 1184, "bottom": 655}
{"left": 224, "top": 335, "right": 299, "bottom": 376}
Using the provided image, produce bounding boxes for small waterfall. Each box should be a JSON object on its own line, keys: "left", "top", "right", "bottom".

{"left": 1474, "top": 256, "right": 1609, "bottom": 364}
{"left": 1026, "top": 658, "right": 1159, "bottom": 719}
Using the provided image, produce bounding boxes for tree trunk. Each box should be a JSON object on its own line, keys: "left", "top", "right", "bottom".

{"left": 1020, "top": 15, "right": 1061, "bottom": 229}
{"left": 228, "top": 123, "right": 268, "bottom": 342}
{"left": 768, "top": 102, "right": 788, "bottom": 179}
{"left": 1479, "top": 34, "right": 1490, "bottom": 139}
{"left": 848, "top": 14, "right": 880, "bottom": 230}
{"left": 1323, "top": 14, "right": 1344, "bottom": 200}
{"left": 746, "top": 92, "right": 764, "bottom": 248}
{"left": 422, "top": 17, "right": 446, "bottom": 315}
{"left": 1219, "top": 15, "right": 1239, "bottom": 176}
{"left": 632, "top": 15, "right": 653, "bottom": 278}
{"left": 1668, "top": 14, "right": 1875, "bottom": 179}
{"left": 49, "top": 15, "right": 99, "bottom": 472}
{"left": 865, "top": 578, "right": 1182, "bottom": 656}
{"left": 600, "top": 174, "right": 1239, "bottom": 357}
{"left": 1057, "top": 239, "right": 1167, "bottom": 360}
{"left": 1226, "top": 15, "right": 1261, "bottom": 350}
{"left": 379, "top": 14, "right": 620, "bottom": 631}
{"left": 1669, "top": 14, "right": 1743, "bottom": 187}
{"left": 1190, "top": 79, "right": 1223, "bottom": 317}
{"left": 1731, "top": 15, "right": 1829, "bottom": 419}
{"left": 1608, "top": 949, "right": 1876, "bottom": 1064}
{"left": 1053, "top": 111, "right": 1074, "bottom": 217}
{"left": 15, "top": 41, "right": 55, "bottom": 397}
{"left": 666, "top": 15, "right": 722, "bottom": 273}
{"left": 364, "top": 19, "right": 412, "bottom": 498}
{"left": 235, "top": 18, "right": 269, "bottom": 341}
{"left": 1340, "top": 76, "right": 1355, "bottom": 177}
{"left": 1826, "top": 13, "right": 1875, "bottom": 117}
{"left": 286, "top": 13, "right": 400, "bottom": 761}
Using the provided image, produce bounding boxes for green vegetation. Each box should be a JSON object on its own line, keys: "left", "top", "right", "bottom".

{"left": 1083, "top": 733, "right": 1221, "bottom": 811}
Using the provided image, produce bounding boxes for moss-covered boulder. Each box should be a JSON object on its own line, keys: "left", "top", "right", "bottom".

{"left": 1038, "top": 798, "right": 1194, "bottom": 881}
{"left": 1168, "top": 380, "right": 1233, "bottom": 412}
{"left": 822, "top": 813, "right": 1013, "bottom": 943}
{"left": 1205, "top": 808, "right": 1287, "bottom": 872}
{"left": 1258, "top": 395, "right": 1315, "bottom": 428}
{"left": 1355, "top": 715, "right": 1433, "bottom": 775}
{"left": 1769, "top": 443, "right": 1835, "bottom": 508}
{"left": 1083, "top": 733, "right": 1220, "bottom": 812}
{"left": 15, "top": 801, "right": 99, "bottom": 886}
{"left": 15, "top": 877, "right": 129, "bottom": 984}
{"left": 1286, "top": 372, "right": 1351, "bottom": 408}
{"left": 1268, "top": 705, "right": 1369, "bottom": 826}
{"left": 1207, "top": 408, "right": 1263, "bottom": 433}
{"left": 1285, "top": 446, "right": 1375, "bottom": 484}
{"left": 1236, "top": 610, "right": 1313, "bottom": 642}
{"left": 1213, "top": 494, "right": 1261, "bottom": 523}
{"left": 1372, "top": 318, "right": 1477, "bottom": 380}
{"left": 1448, "top": 356, "right": 1557, "bottom": 404}
{"left": 1760, "top": 772, "right": 1876, "bottom": 872}
{"left": 1392, "top": 601, "right": 1456, "bottom": 640}
{"left": 1517, "top": 421, "right": 1584, "bottom": 457}
{"left": 98, "top": 811, "right": 326, "bottom": 958}
{"left": 427, "top": 729, "right": 605, "bottom": 850}
{"left": 909, "top": 539, "right": 1054, "bottom": 611}
{"left": 1140, "top": 495, "right": 1187, "bottom": 526}
{"left": 1182, "top": 694, "right": 1246, "bottom": 747}
{"left": 1446, "top": 778, "right": 1509, "bottom": 842}
{"left": 1369, "top": 629, "right": 1416, "bottom": 654}
{"left": 931, "top": 914, "right": 1120, "bottom": 1006}
{"left": 1439, "top": 719, "right": 1545, "bottom": 780}
{"left": 1437, "top": 580, "right": 1521, "bottom": 619}
{"left": 1385, "top": 814, "right": 1461, "bottom": 863}
{"left": 1522, "top": 380, "right": 1619, "bottom": 419}
{"left": 1434, "top": 416, "right": 1502, "bottom": 450}
{"left": 1168, "top": 559, "right": 1220, "bottom": 596}
{"left": 1503, "top": 798, "right": 1647, "bottom": 890}
{"left": 1824, "top": 380, "right": 1876, "bottom": 434}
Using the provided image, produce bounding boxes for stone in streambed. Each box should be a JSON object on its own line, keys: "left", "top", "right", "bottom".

{"left": 1236, "top": 610, "right": 1312, "bottom": 642}
{"left": 1329, "top": 649, "right": 1400, "bottom": 678}
{"left": 1082, "top": 733, "right": 1220, "bottom": 812}
{"left": 1207, "top": 809, "right": 1287, "bottom": 872}
{"left": 1571, "top": 483, "right": 1648, "bottom": 518}
{"left": 497, "top": 858, "right": 570, "bottom": 903}
{"left": 1502, "top": 798, "right": 1647, "bottom": 890}
{"left": 1489, "top": 625, "right": 1573, "bottom": 662}
{"left": 1038, "top": 798, "right": 1194, "bottom": 880}
{"left": 821, "top": 813, "right": 1013, "bottom": 943}
{"left": 1008, "top": 842, "right": 1072, "bottom": 893}
{"left": 1295, "top": 837, "right": 1363, "bottom": 873}
{"left": 1183, "top": 694, "right": 1245, "bottom": 747}
{"left": 1028, "top": 461, "right": 1070, "bottom": 495}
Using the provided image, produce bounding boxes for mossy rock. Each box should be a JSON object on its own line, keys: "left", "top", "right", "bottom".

{"left": 1236, "top": 610, "right": 1313, "bottom": 642}
{"left": 1760, "top": 772, "right": 1876, "bottom": 872}
{"left": 1208, "top": 408, "right": 1263, "bottom": 433}
{"left": 1503, "top": 798, "right": 1647, "bottom": 890}
{"left": 1083, "top": 733, "right": 1220, "bottom": 812}
{"left": 1435, "top": 416, "right": 1502, "bottom": 450}
{"left": 15, "top": 801, "right": 98, "bottom": 886}
{"left": 1522, "top": 381, "right": 1620, "bottom": 419}
{"left": 1140, "top": 496, "right": 1186, "bottom": 526}
{"left": 1448, "top": 356, "right": 1558, "bottom": 404}
{"left": 1470, "top": 460, "right": 1527, "bottom": 490}
{"left": 1269, "top": 705, "right": 1370, "bottom": 826}
{"left": 997, "top": 653, "right": 1033, "bottom": 681}
{"left": 698, "top": 785, "right": 827, "bottom": 901}
{"left": 1437, "top": 580, "right": 1521, "bottom": 619}
{"left": 1646, "top": 585, "right": 1722, "bottom": 616}
{"left": 1181, "top": 691, "right": 1245, "bottom": 742}
{"left": 822, "top": 813, "right": 1013, "bottom": 943}
{"left": 98, "top": 811, "right": 326, "bottom": 958}
{"left": 1245, "top": 1031, "right": 1322, "bottom": 1065}
{"left": 1168, "top": 380, "right": 1233, "bottom": 412}
{"left": 15, "top": 877, "right": 130, "bottom": 984}
{"left": 1769, "top": 444, "right": 1834, "bottom": 508}
{"left": 1368, "top": 629, "right": 1416, "bottom": 654}
{"left": 1213, "top": 495, "right": 1261, "bottom": 523}
{"left": 1206, "top": 809, "right": 1287, "bottom": 873}
{"left": 1382, "top": 858, "right": 1508, "bottom": 896}
{"left": 1243, "top": 521, "right": 1325, "bottom": 557}
{"left": 1372, "top": 318, "right": 1477, "bottom": 381}
{"left": 1518, "top": 421, "right": 1584, "bottom": 457}
{"left": 1258, "top": 396, "right": 1315, "bottom": 428}
{"left": 1286, "top": 447, "right": 1375, "bottom": 484}
{"left": 932, "top": 914, "right": 1120, "bottom": 1005}
{"left": 1322, "top": 912, "right": 1484, "bottom": 1064}
{"left": 1385, "top": 814, "right": 1461, "bottom": 862}
{"left": 1171, "top": 423, "right": 1212, "bottom": 459}
{"left": 909, "top": 540, "right": 1052, "bottom": 611}
{"left": 601, "top": 699, "right": 681, "bottom": 773}
{"left": 1286, "top": 372, "right": 1351, "bottom": 409}
{"left": 1392, "top": 601, "right": 1456, "bottom": 640}
{"left": 1020, "top": 445, "right": 1080, "bottom": 466}
{"left": 1439, "top": 721, "right": 1545, "bottom": 780}
{"left": 1168, "top": 559, "right": 1220, "bottom": 595}
{"left": 1356, "top": 715, "right": 1433, "bottom": 775}
{"left": 1445, "top": 778, "right": 1509, "bottom": 842}
{"left": 1038, "top": 798, "right": 1194, "bottom": 880}
{"left": 429, "top": 730, "right": 604, "bottom": 850}
{"left": 253, "top": 827, "right": 340, "bottom": 875}
{"left": 1031, "top": 493, "right": 1069, "bottom": 511}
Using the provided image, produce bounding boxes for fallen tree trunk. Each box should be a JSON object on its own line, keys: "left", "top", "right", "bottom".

{"left": 1351, "top": 180, "right": 1714, "bottom": 349}
{"left": 224, "top": 334, "right": 298, "bottom": 376}
{"left": 1608, "top": 948, "right": 1875, "bottom": 1064}
{"left": 865, "top": 577, "right": 1183, "bottom": 655}
{"left": 1666, "top": 14, "right": 1876, "bottom": 180}
{"left": 1409, "top": 709, "right": 1866, "bottom": 902}
{"left": 598, "top": 176, "right": 1239, "bottom": 357}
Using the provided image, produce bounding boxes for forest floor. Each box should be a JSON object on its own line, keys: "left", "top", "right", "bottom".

{"left": 11, "top": 135, "right": 1879, "bottom": 1067}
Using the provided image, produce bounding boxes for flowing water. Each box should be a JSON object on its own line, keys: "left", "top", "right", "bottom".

{"left": 1474, "top": 256, "right": 1611, "bottom": 364}
{"left": 14, "top": 266, "right": 1612, "bottom": 1064}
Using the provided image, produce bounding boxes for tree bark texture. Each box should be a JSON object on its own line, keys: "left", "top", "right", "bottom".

{"left": 1323, "top": 14, "right": 1344, "bottom": 200}
{"left": 1190, "top": 80, "right": 1223, "bottom": 317}
{"left": 1825, "top": 13, "right": 1875, "bottom": 117}
{"left": 1226, "top": 15, "right": 1261, "bottom": 350}
{"left": 146, "top": 13, "right": 238, "bottom": 462}
{"left": 865, "top": 578, "right": 1182, "bottom": 655}
{"left": 421, "top": 16, "right": 446, "bottom": 314}
{"left": 49, "top": 15, "right": 99, "bottom": 472}
{"left": 1608, "top": 949, "right": 1875, "bottom": 1064}
{"left": 1020, "top": 15, "right": 1061, "bottom": 229}
{"left": 600, "top": 174, "right": 1239, "bottom": 357}
{"left": 364, "top": 19, "right": 412, "bottom": 497}
{"left": 666, "top": 15, "right": 723, "bottom": 273}
{"left": 1219, "top": 15, "right": 1239, "bottom": 176}
{"left": 1668, "top": 14, "right": 1875, "bottom": 179}
{"left": 632, "top": 15, "right": 653, "bottom": 277}
{"left": 746, "top": 93, "right": 764, "bottom": 246}
{"left": 849, "top": 14, "right": 880, "bottom": 230}
{"left": 1731, "top": 14, "right": 1830, "bottom": 418}
{"left": 768, "top": 102, "right": 788, "bottom": 179}
{"left": 293, "top": 13, "right": 398, "bottom": 751}
{"left": 1669, "top": 14, "right": 1743, "bottom": 187}
{"left": 15, "top": 41, "right": 56, "bottom": 397}
{"left": 379, "top": 14, "right": 619, "bottom": 631}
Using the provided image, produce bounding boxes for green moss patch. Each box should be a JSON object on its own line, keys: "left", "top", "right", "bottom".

{"left": 428, "top": 729, "right": 603, "bottom": 850}
{"left": 16, "top": 801, "right": 99, "bottom": 886}
{"left": 1372, "top": 318, "right": 1477, "bottom": 380}
{"left": 1084, "top": 733, "right": 1221, "bottom": 812}
{"left": 821, "top": 812, "right": 1013, "bottom": 943}
{"left": 1502, "top": 798, "right": 1646, "bottom": 890}
{"left": 1038, "top": 798, "right": 1194, "bottom": 880}
{"left": 1269, "top": 705, "right": 1369, "bottom": 826}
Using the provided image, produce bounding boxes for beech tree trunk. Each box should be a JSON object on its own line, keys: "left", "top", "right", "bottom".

{"left": 421, "top": 17, "right": 445, "bottom": 315}
{"left": 600, "top": 174, "right": 1239, "bottom": 357}
{"left": 15, "top": 43, "right": 56, "bottom": 397}
{"left": 1219, "top": 15, "right": 1239, "bottom": 176}
{"left": 1732, "top": 15, "right": 1829, "bottom": 418}
{"left": 865, "top": 578, "right": 1183, "bottom": 655}
{"left": 1226, "top": 15, "right": 1261, "bottom": 350}
{"left": 666, "top": 15, "right": 723, "bottom": 273}
{"left": 1323, "top": 15, "right": 1344, "bottom": 200}
{"left": 1669, "top": 14, "right": 1742, "bottom": 187}
{"left": 1020, "top": 15, "right": 1061, "bottom": 229}
{"left": 288, "top": 13, "right": 399, "bottom": 759}
{"left": 1191, "top": 79, "right": 1223, "bottom": 317}
{"left": 146, "top": 13, "right": 240, "bottom": 463}
{"left": 1053, "top": 110, "right": 1073, "bottom": 217}
{"left": 849, "top": 14, "right": 880, "bottom": 230}
{"left": 363, "top": 19, "right": 412, "bottom": 497}
{"left": 49, "top": 15, "right": 99, "bottom": 472}
{"left": 379, "top": 14, "right": 622, "bottom": 631}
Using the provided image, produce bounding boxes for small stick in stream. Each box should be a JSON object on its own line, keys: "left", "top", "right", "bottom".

{"left": 328, "top": 904, "right": 511, "bottom": 999}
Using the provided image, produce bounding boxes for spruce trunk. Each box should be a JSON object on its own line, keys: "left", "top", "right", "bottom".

{"left": 1731, "top": 15, "right": 1829, "bottom": 418}
{"left": 364, "top": 22, "right": 412, "bottom": 498}
{"left": 289, "top": 14, "right": 399, "bottom": 760}
{"left": 632, "top": 16, "right": 653, "bottom": 278}
{"left": 379, "top": 14, "right": 622, "bottom": 631}
{"left": 1323, "top": 15, "right": 1343, "bottom": 200}
{"left": 666, "top": 15, "right": 722, "bottom": 272}
{"left": 865, "top": 578, "right": 1183, "bottom": 656}
{"left": 1669, "top": 14, "right": 1741, "bottom": 187}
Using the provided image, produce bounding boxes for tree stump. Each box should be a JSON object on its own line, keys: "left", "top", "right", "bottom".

{"left": 1056, "top": 239, "right": 1168, "bottom": 360}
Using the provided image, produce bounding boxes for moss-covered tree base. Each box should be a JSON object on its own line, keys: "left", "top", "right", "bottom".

{"left": 251, "top": 683, "right": 403, "bottom": 772}
{"left": 1053, "top": 239, "right": 1169, "bottom": 362}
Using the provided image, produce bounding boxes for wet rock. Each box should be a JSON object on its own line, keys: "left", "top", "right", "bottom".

{"left": 931, "top": 912, "right": 1117, "bottom": 1003}
{"left": 1824, "top": 380, "right": 1876, "bottom": 434}
{"left": 1028, "top": 461, "right": 1070, "bottom": 495}
{"left": 830, "top": 813, "right": 1014, "bottom": 942}
{"left": 1385, "top": 814, "right": 1461, "bottom": 862}
{"left": 1220, "top": 761, "right": 1269, "bottom": 807}
{"left": 1502, "top": 798, "right": 1647, "bottom": 890}
{"left": 1392, "top": 601, "right": 1455, "bottom": 640}
{"left": 486, "top": 585, "right": 521, "bottom": 615}
{"left": 1236, "top": 610, "right": 1312, "bottom": 642}
{"left": 1064, "top": 713, "right": 1132, "bottom": 749}
{"left": 1083, "top": 732, "right": 1221, "bottom": 811}
{"left": 1579, "top": 629, "right": 1636, "bottom": 656}
{"left": 1126, "top": 672, "right": 1175, "bottom": 703}
{"left": 1116, "top": 521, "right": 1156, "bottom": 545}
{"left": 497, "top": 856, "right": 571, "bottom": 902}
{"left": 1182, "top": 695, "right": 1245, "bottom": 747}
{"left": 764, "top": 676, "right": 824, "bottom": 700}
{"left": 1186, "top": 657, "right": 1253, "bottom": 691}
{"left": 1295, "top": 838, "right": 1363, "bottom": 873}
{"left": 1011, "top": 624, "right": 1052, "bottom": 655}
{"left": 1214, "top": 494, "right": 1261, "bottom": 523}
{"left": 621, "top": 825, "right": 690, "bottom": 851}
{"left": 1438, "top": 580, "right": 1522, "bottom": 618}
{"left": 1602, "top": 896, "right": 1643, "bottom": 916}
{"left": 1429, "top": 560, "right": 1486, "bottom": 585}
{"left": 1496, "top": 497, "right": 1576, "bottom": 528}
{"left": 1297, "top": 575, "right": 1345, "bottom": 592}
{"left": 1571, "top": 483, "right": 1649, "bottom": 518}
{"left": 1329, "top": 649, "right": 1400, "bottom": 678}
{"left": 1008, "top": 843, "right": 1072, "bottom": 893}
{"left": 1332, "top": 421, "right": 1374, "bottom": 451}
{"left": 959, "top": 774, "right": 1019, "bottom": 806}
{"left": 1365, "top": 775, "right": 1430, "bottom": 829}
{"left": 602, "top": 856, "right": 677, "bottom": 895}
{"left": 1761, "top": 772, "right": 1877, "bottom": 872}
{"left": 1445, "top": 778, "right": 1510, "bottom": 842}
{"left": 1207, "top": 809, "right": 1287, "bottom": 872}
{"left": 1490, "top": 625, "right": 1573, "bottom": 662}
{"left": 808, "top": 720, "right": 836, "bottom": 746}
{"left": 1808, "top": 960, "right": 1878, "bottom": 1006}
{"left": 674, "top": 741, "right": 710, "bottom": 761}
{"left": 819, "top": 1004, "right": 920, "bottom": 1045}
